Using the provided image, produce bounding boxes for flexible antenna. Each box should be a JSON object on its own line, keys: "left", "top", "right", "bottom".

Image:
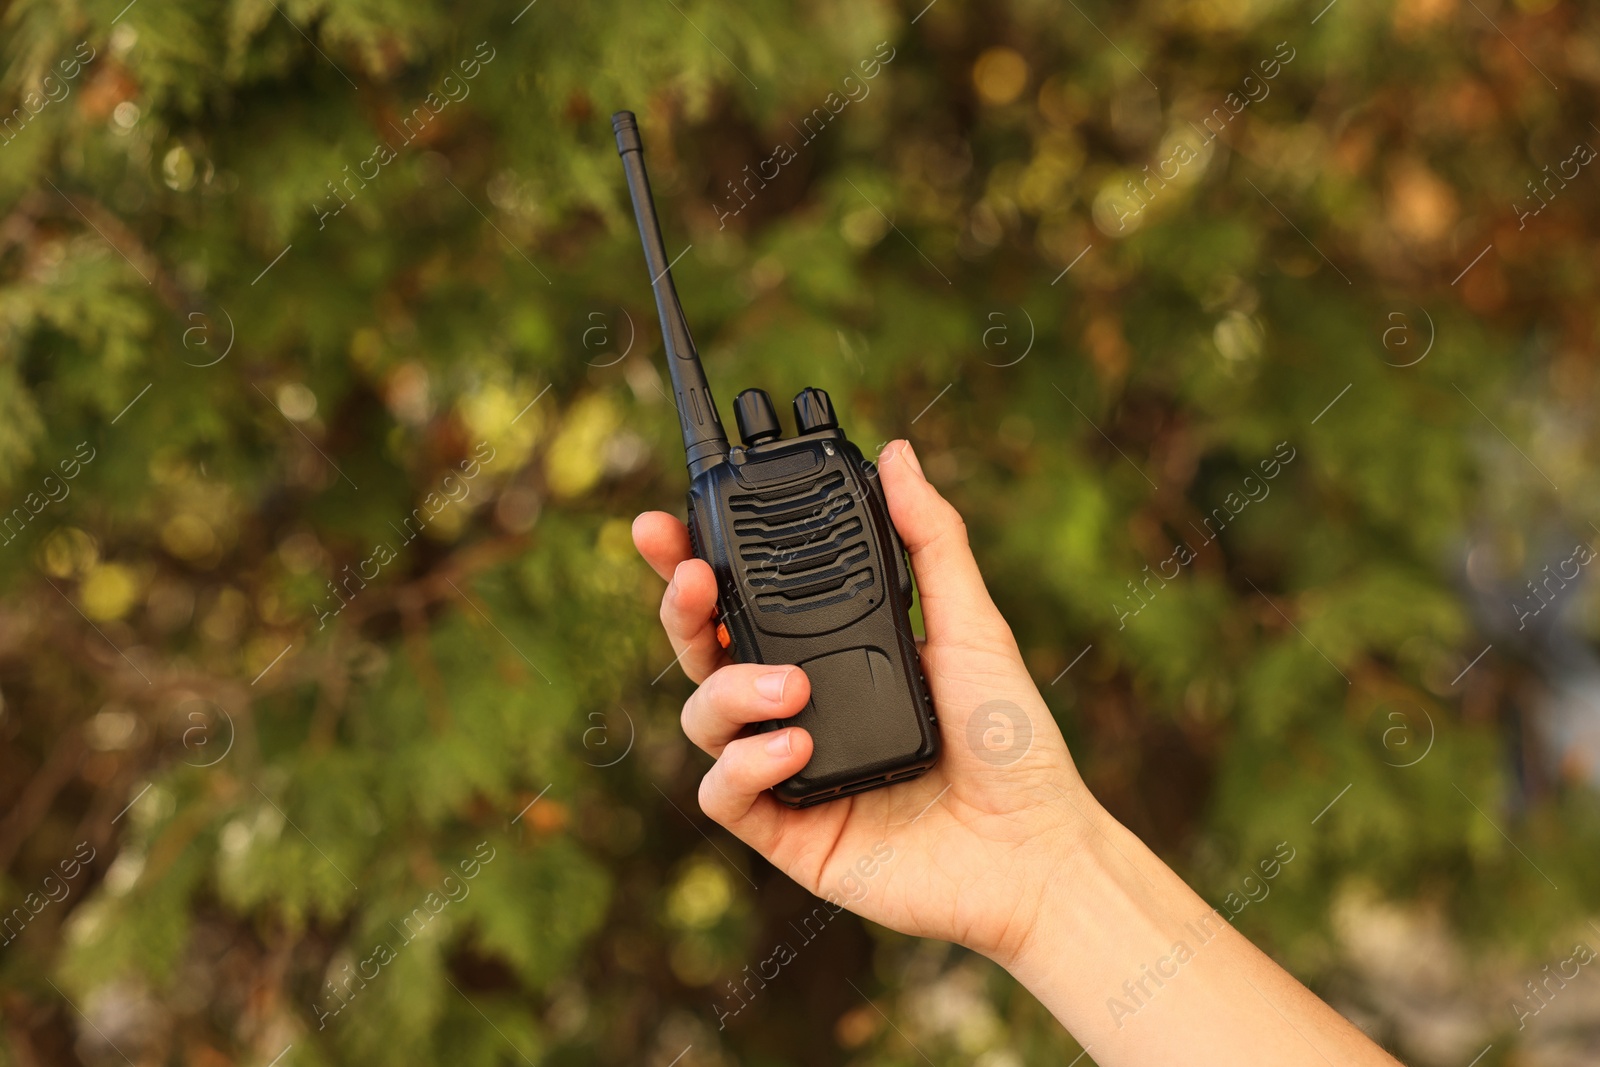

{"left": 613, "top": 111, "right": 729, "bottom": 475}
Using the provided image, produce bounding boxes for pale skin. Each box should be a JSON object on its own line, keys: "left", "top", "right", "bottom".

{"left": 633, "top": 439, "right": 1403, "bottom": 1066}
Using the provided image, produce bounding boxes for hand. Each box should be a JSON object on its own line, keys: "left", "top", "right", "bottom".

{"left": 633, "top": 439, "right": 1098, "bottom": 965}
{"left": 637, "top": 442, "right": 1407, "bottom": 1067}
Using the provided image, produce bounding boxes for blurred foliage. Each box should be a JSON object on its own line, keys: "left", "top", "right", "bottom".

{"left": 1, "top": 0, "right": 1599, "bottom": 1064}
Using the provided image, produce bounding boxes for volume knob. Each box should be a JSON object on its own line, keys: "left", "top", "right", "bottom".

{"left": 793, "top": 388, "right": 838, "bottom": 434}
{"left": 734, "top": 389, "right": 783, "bottom": 446}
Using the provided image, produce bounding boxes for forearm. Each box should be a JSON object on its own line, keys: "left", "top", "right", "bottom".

{"left": 998, "top": 787, "right": 1401, "bottom": 1067}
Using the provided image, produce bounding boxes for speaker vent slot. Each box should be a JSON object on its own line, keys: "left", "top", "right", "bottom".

{"left": 729, "top": 470, "right": 876, "bottom": 615}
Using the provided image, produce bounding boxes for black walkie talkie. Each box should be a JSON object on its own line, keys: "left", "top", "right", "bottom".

{"left": 614, "top": 111, "right": 940, "bottom": 807}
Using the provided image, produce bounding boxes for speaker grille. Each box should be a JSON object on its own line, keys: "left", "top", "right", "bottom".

{"left": 730, "top": 471, "right": 876, "bottom": 614}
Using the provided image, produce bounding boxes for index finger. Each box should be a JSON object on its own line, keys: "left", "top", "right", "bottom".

{"left": 633, "top": 510, "right": 693, "bottom": 581}
{"left": 633, "top": 511, "right": 729, "bottom": 684}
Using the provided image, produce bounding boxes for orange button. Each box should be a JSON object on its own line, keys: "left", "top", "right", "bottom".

{"left": 715, "top": 621, "right": 732, "bottom": 649}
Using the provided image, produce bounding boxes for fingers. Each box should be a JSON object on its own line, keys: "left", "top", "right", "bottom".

{"left": 681, "top": 663, "right": 811, "bottom": 756}
{"left": 658, "top": 558, "right": 728, "bottom": 684}
{"left": 632, "top": 511, "right": 693, "bottom": 581}
{"left": 876, "top": 440, "right": 1013, "bottom": 649}
{"left": 697, "top": 727, "right": 814, "bottom": 838}
{"left": 633, "top": 512, "right": 728, "bottom": 683}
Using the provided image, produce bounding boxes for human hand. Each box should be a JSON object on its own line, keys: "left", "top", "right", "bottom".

{"left": 632, "top": 440, "right": 1101, "bottom": 965}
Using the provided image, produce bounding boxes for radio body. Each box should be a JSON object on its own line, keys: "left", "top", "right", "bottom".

{"left": 615, "top": 110, "right": 940, "bottom": 806}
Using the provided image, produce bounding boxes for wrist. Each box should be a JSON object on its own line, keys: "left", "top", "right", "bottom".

{"left": 988, "top": 784, "right": 1203, "bottom": 1051}
{"left": 979, "top": 777, "right": 1121, "bottom": 973}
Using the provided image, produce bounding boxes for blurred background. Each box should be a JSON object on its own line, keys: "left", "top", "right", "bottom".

{"left": 1, "top": 0, "right": 1599, "bottom": 1063}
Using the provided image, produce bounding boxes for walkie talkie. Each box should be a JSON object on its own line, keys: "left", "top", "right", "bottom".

{"left": 614, "top": 111, "right": 940, "bottom": 807}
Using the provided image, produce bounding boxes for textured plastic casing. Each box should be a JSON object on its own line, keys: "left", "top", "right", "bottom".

{"left": 686, "top": 428, "right": 940, "bottom": 807}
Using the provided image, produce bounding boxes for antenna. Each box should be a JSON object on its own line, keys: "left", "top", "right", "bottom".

{"left": 613, "top": 110, "right": 729, "bottom": 475}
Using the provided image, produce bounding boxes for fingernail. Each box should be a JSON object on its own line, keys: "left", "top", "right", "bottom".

{"left": 764, "top": 729, "right": 793, "bottom": 756}
{"left": 754, "top": 667, "right": 793, "bottom": 702}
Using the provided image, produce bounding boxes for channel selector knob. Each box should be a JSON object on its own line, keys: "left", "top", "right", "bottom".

{"left": 793, "top": 387, "right": 838, "bottom": 434}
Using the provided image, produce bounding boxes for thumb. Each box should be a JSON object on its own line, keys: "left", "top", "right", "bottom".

{"left": 876, "top": 440, "right": 1013, "bottom": 650}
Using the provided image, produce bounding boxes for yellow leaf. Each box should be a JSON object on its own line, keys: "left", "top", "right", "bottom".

{"left": 80, "top": 563, "right": 139, "bottom": 621}
{"left": 544, "top": 394, "right": 620, "bottom": 499}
